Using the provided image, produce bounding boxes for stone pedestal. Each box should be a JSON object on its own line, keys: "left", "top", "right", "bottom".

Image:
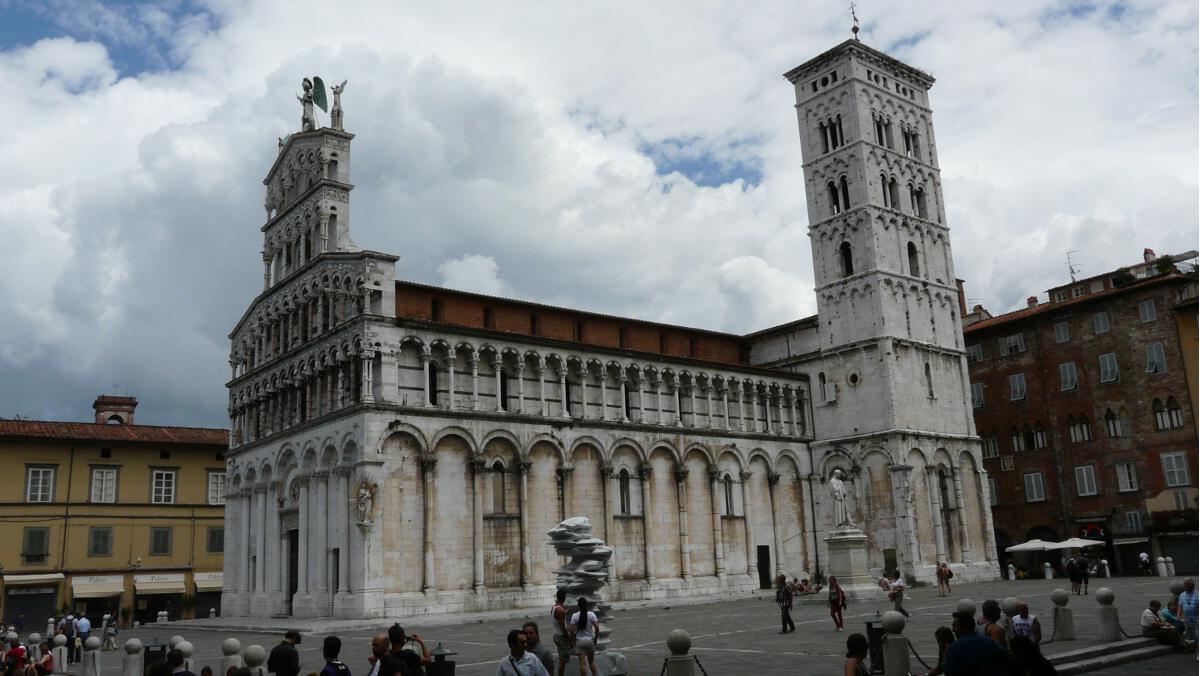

{"left": 824, "top": 527, "right": 886, "bottom": 600}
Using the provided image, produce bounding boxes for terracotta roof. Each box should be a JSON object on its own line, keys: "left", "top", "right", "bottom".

{"left": 0, "top": 419, "right": 228, "bottom": 446}
{"left": 964, "top": 274, "right": 1189, "bottom": 334}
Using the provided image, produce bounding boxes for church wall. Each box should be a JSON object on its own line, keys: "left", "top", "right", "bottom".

{"left": 747, "top": 456, "right": 775, "bottom": 575}
{"left": 683, "top": 451, "right": 716, "bottom": 577}
{"left": 432, "top": 435, "right": 474, "bottom": 591}
{"left": 906, "top": 449, "right": 937, "bottom": 564}
{"left": 958, "top": 453, "right": 987, "bottom": 561}
{"left": 381, "top": 432, "right": 424, "bottom": 593}
{"left": 648, "top": 448, "right": 681, "bottom": 579}
{"left": 774, "top": 456, "right": 808, "bottom": 577}
{"left": 483, "top": 438, "right": 522, "bottom": 588}
{"left": 568, "top": 444, "right": 606, "bottom": 537}
{"left": 527, "top": 442, "right": 562, "bottom": 585}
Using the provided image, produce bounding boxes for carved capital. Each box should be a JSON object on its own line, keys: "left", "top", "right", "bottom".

{"left": 601, "top": 464, "right": 615, "bottom": 479}
{"left": 708, "top": 469, "right": 722, "bottom": 483}
{"left": 768, "top": 472, "right": 781, "bottom": 486}
{"left": 638, "top": 465, "right": 653, "bottom": 479}
{"left": 420, "top": 455, "right": 438, "bottom": 472}
{"left": 673, "top": 467, "right": 690, "bottom": 483}
{"left": 517, "top": 461, "right": 533, "bottom": 475}
{"left": 739, "top": 471, "right": 752, "bottom": 482}
{"left": 469, "top": 457, "right": 487, "bottom": 472}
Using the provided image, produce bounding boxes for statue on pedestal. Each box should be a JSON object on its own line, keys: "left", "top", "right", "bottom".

{"left": 331, "top": 80, "right": 348, "bottom": 131}
{"left": 297, "top": 78, "right": 316, "bottom": 132}
{"left": 829, "top": 468, "right": 855, "bottom": 527}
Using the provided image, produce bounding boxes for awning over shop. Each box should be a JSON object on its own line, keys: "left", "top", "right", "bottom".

{"left": 72, "top": 575, "right": 125, "bottom": 598}
{"left": 133, "top": 574, "right": 185, "bottom": 595}
{"left": 1112, "top": 537, "right": 1150, "bottom": 546}
{"left": 3, "top": 574, "right": 65, "bottom": 586}
{"left": 193, "top": 572, "right": 223, "bottom": 591}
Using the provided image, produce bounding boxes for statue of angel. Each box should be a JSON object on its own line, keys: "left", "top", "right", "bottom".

{"left": 330, "top": 79, "right": 348, "bottom": 130}
{"left": 297, "top": 77, "right": 316, "bottom": 132}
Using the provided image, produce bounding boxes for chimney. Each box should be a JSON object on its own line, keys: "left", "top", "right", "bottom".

{"left": 1144, "top": 248, "right": 1156, "bottom": 263}
{"left": 93, "top": 395, "right": 137, "bottom": 425}
{"left": 1027, "top": 296, "right": 1038, "bottom": 308}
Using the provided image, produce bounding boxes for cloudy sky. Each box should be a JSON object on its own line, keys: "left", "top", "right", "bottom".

{"left": 0, "top": 0, "right": 1196, "bottom": 427}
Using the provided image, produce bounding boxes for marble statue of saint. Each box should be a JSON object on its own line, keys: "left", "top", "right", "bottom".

{"left": 297, "top": 78, "right": 316, "bottom": 132}
{"left": 330, "top": 80, "right": 348, "bottom": 131}
{"left": 829, "top": 468, "right": 854, "bottom": 527}
{"left": 355, "top": 480, "right": 377, "bottom": 523}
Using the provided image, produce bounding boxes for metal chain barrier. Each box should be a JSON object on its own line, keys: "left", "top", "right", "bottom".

{"left": 658, "top": 655, "right": 711, "bottom": 676}
{"left": 907, "top": 638, "right": 932, "bottom": 670}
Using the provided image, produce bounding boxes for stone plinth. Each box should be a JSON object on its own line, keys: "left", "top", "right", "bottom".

{"left": 824, "top": 526, "right": 886, "bottom": 599}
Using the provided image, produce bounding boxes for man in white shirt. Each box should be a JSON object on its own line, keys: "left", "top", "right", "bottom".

{"left": 496, "top": 629, "right": 549, "bottom": 676}
{"left": 888, "top": 572, "right": 909, "bottom": 618}
{"left": 1138, "top": 551, "right": 1152, "bottom": 575}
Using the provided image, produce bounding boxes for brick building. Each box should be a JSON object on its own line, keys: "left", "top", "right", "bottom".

{"left": 963, "top": 250, "right": 1198, "bottom": 575}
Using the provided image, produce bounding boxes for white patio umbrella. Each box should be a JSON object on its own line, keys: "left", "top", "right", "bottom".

{"left": 1049, "top": 537, "right": 1104, "bottom": 550}
{"left": 1005, "top": 539, "right": 1057, "bottom": 552}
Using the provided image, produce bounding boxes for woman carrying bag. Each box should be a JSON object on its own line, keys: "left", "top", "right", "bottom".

{"left": 829, "top": 576, "right": 848, "bottom": 631}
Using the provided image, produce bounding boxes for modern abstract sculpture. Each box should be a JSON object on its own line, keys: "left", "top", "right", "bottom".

{"left": 549, "top": 517, "right": 627, "bottom": 675}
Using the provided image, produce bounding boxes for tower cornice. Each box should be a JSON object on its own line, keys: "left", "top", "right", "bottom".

{"left": 784, "top": 39, "right": 935, "bottom": 88}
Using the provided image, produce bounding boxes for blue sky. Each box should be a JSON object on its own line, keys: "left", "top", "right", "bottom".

{"left": 0, "top": 0, "right": 1195, "bottom": 426}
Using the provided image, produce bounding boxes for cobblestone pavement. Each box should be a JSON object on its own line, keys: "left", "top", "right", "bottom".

{"left": 77, "top": 575, "right": 1189, "bottom": 676}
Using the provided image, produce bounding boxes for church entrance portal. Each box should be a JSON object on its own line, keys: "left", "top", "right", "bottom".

{"left": 286, "top": 530, "right": 299, "bottom": 615}
{"left": 757, "top": 546, "right": 772, "bottom": 589}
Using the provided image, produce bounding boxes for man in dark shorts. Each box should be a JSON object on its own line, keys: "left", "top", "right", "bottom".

{"left": 379, "top": 624, "right": 428, "bottom": 676}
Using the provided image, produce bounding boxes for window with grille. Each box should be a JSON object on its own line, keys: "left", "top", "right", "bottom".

{"left": 1098, "top": 353, "right": 1119, "bottom": 383}
{"left": 1167, "top": 397, "right": 1184, "bottom": 428}
{"left": 149, "top": 527, "right": 172, "bottom": 555}
{"left": 1054, "top": 321, "right": 1070, "bottom": 343}
{"left": 207, "top": 527, "right": 224, "bottom": 553}
{"left": 1068, "top": 416, "right": 1092, "bottom": 443}
{"left": 1059, "top": 362, "right": 1078, "bottom": 390}
{"left": 207, "top": 472, "right": 226, "bottom": 505}
{"left": 151, "top": 470, "right": 176, "bottom": 504}
{"left": 1138, "top": 300, "right": 1157, "bottom": 322}
{"left": 1000, "top": 456, "right": 1015, "bottom": 471}
{"left": 967, "top": 343, "right": 984, "bottom": 363}
{"left": 1162, "top": 452, "right": 1190, "bottom": 487}
{"left": 25, "top": 466, "right": 55, "bottom": 503}
{"left": 1008, "top": 373, "right": 1027, "bottom": 401}
{"left": 1033, "top": 426, "right": 1047, "bottom": 449}
{"left": 22, "top": 527, "right": 49, "bottom": 564}
{"left": 988, "top": 477, "right": 998, "bottom": 506}
{"left": 1145, "top": 343, "right": 1167, "bottom": 373}
{"left": 1000, "top": 334, "right": 1026, "bottom": 355}
{"left": 1093, "top": 311, "right": 1110, "bottom": 334}
{"left": 1105, "top": 409, "right": 1122, "bottom": 437}
{"left": 1116, "top": 462, "right": 1138, "bottom": 492}
{"left": 1011, "top": 428, "right": 1026, "bottom": 452}
{"left": 982, "top": 437, "right": 999, "bottom": 458}
{"left": 90, "top": 468, "right": 117, "bottom": 503}
{"left": 1125, "top": 511, "right": 1142, "bottom": 533}
{"left": 1023, "top": 472, "right": 1045, "bottom": 502}
{"left": 971, "top": 382, "right": 984, "bottom": 409}
{"left": 88, "top": 527, "right": 113, "bottom": 557}
{"left": 1074, "top": 465, "right": 1098, "bottom": 496}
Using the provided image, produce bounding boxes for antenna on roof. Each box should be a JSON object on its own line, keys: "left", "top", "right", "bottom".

{"left": 1066, "top": 250, "right": 1081, "bottom": 282}
{"left": 850, "top": 2, "right": 861, "bottom": 40}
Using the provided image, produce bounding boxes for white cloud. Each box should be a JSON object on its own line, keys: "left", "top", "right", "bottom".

{"left": 0, "top": 0, "right": 1195, "bottom": 426}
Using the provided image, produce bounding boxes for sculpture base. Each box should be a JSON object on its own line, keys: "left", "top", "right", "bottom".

{"left": 824, "top": 527, "right": 887, "bottom": 600}
{"left": 563, "top": 651, "right": 627, "bottom": 676}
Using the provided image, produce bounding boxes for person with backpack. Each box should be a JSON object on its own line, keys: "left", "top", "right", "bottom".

{"left": 319, "top": 637, "right": 351, "bottom": 676}
{"left": 775, "top": 575, "right": 795, "bottom": 634}
{"left": 61, "top": 615, "right": 76, "bottom": 663}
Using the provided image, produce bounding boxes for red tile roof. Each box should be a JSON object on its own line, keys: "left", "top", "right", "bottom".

{"left": 963, "top": 274, "right": 1190, "bottom": 334}
{"left": 0, "top": 419, "right": 228, "bottom": 446}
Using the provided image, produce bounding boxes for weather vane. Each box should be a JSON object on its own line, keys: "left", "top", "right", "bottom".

{"left": 850, "top": 3, "right": 861, "bottom": 40}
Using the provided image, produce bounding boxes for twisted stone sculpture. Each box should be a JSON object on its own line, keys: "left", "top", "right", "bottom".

{"left": 548, "top": 516, "right": 615, "bottom": 654}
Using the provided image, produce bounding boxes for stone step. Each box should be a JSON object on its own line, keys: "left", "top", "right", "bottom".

{"left": 1045, "top": 637, "right": 1158, "bottom": 665}
{"left": 1053, "top": 644, "right": 1175, "bottom": 675}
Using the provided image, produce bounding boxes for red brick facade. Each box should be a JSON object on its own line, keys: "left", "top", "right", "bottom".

{"left": 964, "top": 269, "right": 1198, "bottom": 574}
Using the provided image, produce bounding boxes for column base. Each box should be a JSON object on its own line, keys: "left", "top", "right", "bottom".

{"left": 220, "top": 591, "right": 249, "bottom": 617}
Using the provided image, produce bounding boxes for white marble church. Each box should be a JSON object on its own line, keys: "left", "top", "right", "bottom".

{"left": 222, "top": 38, "right": 1000, "bottom": 618}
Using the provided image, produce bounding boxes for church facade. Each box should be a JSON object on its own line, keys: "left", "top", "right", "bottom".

{"left": 222, "top": 38, "right": 999, "bottom": 619}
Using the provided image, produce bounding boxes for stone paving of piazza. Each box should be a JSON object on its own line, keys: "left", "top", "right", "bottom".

{"left": 87, "top": 576, "right": 1193, "bottom": 675}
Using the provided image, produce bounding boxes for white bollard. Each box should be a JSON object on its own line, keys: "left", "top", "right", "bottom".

{"left": 242, "top": 645, "right": 267, "bottom": 676}
{"left": 176, "top": 641, "right": 194, "bottom": 673}
{"left": 1099, "top": 559, "right": 1111, "bottom": 578}
{"left": 80, "top": 636, "right": 102, "bottom": 676}
{"left": 1043, "top": 562, "right": 1053, "bottom": 579}
{"left": 220, "top": 638, "right": 243, "bottom": 675}
{"left": 209, "top": 608, "right": 218, "bottom": 619}
{"left": 662, "top": 630, "right": 697, "bottom": 676}
{"left": 1096, "top": 588, "right": 1120, "bottom": 642}
{"left": 168, "top": 635, "right": 184, "bottom": 650}
{"left": 29, "top": 633, "right": 43, "bottom": 663}
{"left": 51, "top": 634, "right": 69, "bottom": 675}
{"left": 156, "top": 611, "right": 169, "bottom": 624}
{"left": 1155, "top": 557, "right": 1168, "bottom": 577}
{"left": 1165, "top": 557, "right": 1176, "bottom": 576}
{"left": 46, "top": 619, "right": 55, "bottom": 638}
{"left": 882, "top": 611, "right": 910, "bottom": 676}
{"left": 1050, "top": 589, "right": 1075, "bottom": 641}
{"left": 1007, "top": 564, "right": 1016, "bottom": 580}
{"left": 121, "top": 639, "right": 143, "bottom": 676}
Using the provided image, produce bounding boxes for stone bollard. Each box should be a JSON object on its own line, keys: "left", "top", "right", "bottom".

{"left": 122, "top": 639, "right": 143, "bottom": 676}
{"left": 1095, "top": 588, "right": 1120, "bottom": 642}
{"left": 7, "top": 631, "right": 19, "bottom": 644}
{"left": 51, "top": 634, "right": 68, "bottom": 675}
{"left": 176, "top": 641, "right": 194, "bottom": 672}
{"left": 209, "top": 608, "right": 218, "bottom": 619}
{"left": 1001, "top": 596, "right": 1020, "bottom": 637}
{"left": 29, "top": 633, "right": 43, "bottom": 662}
{"left": 1100, "top": 559, "right": 1111, "bottom": 578}
{"left": 882, "top": 611, "right": 910, "bottom": 676}
{"left": 80, "top": 636, "right": 102, "bottom": 676}
{"left": 1051, "top": 589, "right": 1076, "bottom": 641}
{"left": 168, "top": 636, "right": 184, "bottom": 650}
{"left": 956, "top": 599, "right": 976, "bottom": 618}
{"left": 662, "top": 630, "right": 697, "bottom": 676}
{"left": 1007, "top": 564, "right": 1016, "bottom": 580}
{"left": 46, "top": 618, "right": 55, "bottom": 638}
{"left": 1165, "top": 557, "right": 1175, "bottom": 576}
{"left": 1169, "top": 580, "right": 1185, "bottom": 597}
{"left": 156, "top": 611, "right": 169, "bottom": 624}
{"left": 220, "top": 638, "right": 243, "bottom": 675}
{"left": 1043, "top": 562, "right": 1053, "bottom": 579}
{"left": 1155, "top": 557, "right": 1168, "bottom": 577}
{"left": 242, "top": 645, "right": 267, "bottom": 676}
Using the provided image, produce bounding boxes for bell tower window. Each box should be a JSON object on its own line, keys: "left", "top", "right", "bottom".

{"left": 819, "top": 122, "right": 830, "bottom": 153}
{"left": 907, "top": 242, "right": 920, "bottom": 277}
{"left": 839, "top": 176, "right": 850, "bottom": 211}
{"left": 839, "top": 242, "right": 854, "bottom": 277}
{"left": 827, "top": 182, "right": 841, "bottom": 215}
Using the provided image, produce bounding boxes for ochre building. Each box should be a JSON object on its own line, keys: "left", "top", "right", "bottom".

{"left": 223, "top": 38, "right": 1000, "bottom": 619}
{"left": 0, "top": 396, "right": 227, "bottom": 626}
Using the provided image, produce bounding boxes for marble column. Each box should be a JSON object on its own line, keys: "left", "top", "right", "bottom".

{"left": 579, "top": 366, "right": 589, "bottom": 419}
{"left": 266, "top": 482, "right": 281, "bottom": 594}
{"left": 297, "top": 477, "right": 310, "bottom": 594}
{"left": 722, "top": 388, "right": 731, "bottom": 430}
{"left": 674, "top": 468, "right": 691, "bottom": 578}
{"left": 640, "top": 466, "right": 656, "bottom": 584}
{"left": 751, "top": 388, "right": 762, "bottom": 433}
{"left": 709, "top": 471, "right": 725, "bottom": 578}
{"left": 422, "top": 456, "right": 437, "bottom": 593}
{"left": 927, "top": 468, "right": 948, "bottom": 566}
{"left": 238, "top": 488, "right": 251, "bottom": 593}
{"left": 705, "top": 387, "right": 713, "bottom": 428}
{"left": 952, "top": 468, "right": 973, "bottom": 563}
{"left": 619, "top": 376, "right": 629, "bottom": 422}
{"left": 421, "top": 350, "right": 431, "bottom": 407}
{"left": 777, "top": 394, "right": 786, "bottom": 435}
{"left": 767, "top": 473, "right": 785, "bottom": 577}
{"left": 537, "top": 360, "right": 547, "bottom": 416}
{"left": 255, "top": 486, "right": 267, "bottom": 593}
{"left": 361, "top": 354, "right": 375, "bottom": 403}
{"left": 762, "top": 390, "right": 772, "bottom": 434}
{"left": 519, "top": 461, "right": 533, "bottom": 589}
{"left": 977, "top": 468, "right": 998, "bottom": 561}
{"left": 446, "top": 356, "right": 457, "bottom": 410}
{"left": 493, "top": 360, "right": 504, "bottom": 412}
{"left": 889, "top": 465, "right": 920, "bottom": 575}
{"left": 636, "top": 378, "right": 645, "bottom": 423}
{"left": 602, "top": 465, "right": 616, "bottom": 588}
{"left": 313, "top": 472, "right": 329, "bottom": 598}
{"left": 741, "top": 471, "right": 756, "bottom": 576}
{"left": 598, "top": 370, "right": 608, "bottom": 421}
{"left": 470, "top": 355, "right": 480, "bottom": 410}
{"left": 471, "top": 459, "right": 485, "bottom": 592}
{"left": 336, "top": 365, "right": 345, "bottom": 408}
{"left": 337, "top": 468, "right": 350, "bottom": 592}
{"left": 655, "top": 381, "right": 664, "bottom": 425}
{"left": 559, "top": 366, "right": 570, "bottom": 418}
{"left": 516, "top": 362, "right": 526, "bottom": 414}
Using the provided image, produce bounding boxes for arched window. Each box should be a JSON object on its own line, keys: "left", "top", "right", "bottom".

{"left": 907, "top": 241, "right": 920, "bottom": 277}
{"left": 925, "top": 362, "right": 934, "bottom": 398}
{"left": 883, "top": 118, "right": 894, "bottom": 149}
{"left": 839, "top": 242, "right": 854, "bottom": 277}
{"left": 880, "top": 173, "right": 890, "bottom": 208}
{"left": 874, "top": 114, "right": 885, "bottom": 145}
{"left": 818, "top": 122, "right": 829, "bottom": 153}
{"left": 888, "top": 177, "right": 901, "bottom": 210}
{"left": 618, "top": 469, "right": 631, "bottom": 514}
{"left": 492, "top": 460, "right": 506, "bottom": 514}
{"left": 1105, "top": 408, "right": 1121, "bottom": 437}
{"left": 723, "top": 474, "right": 735, "bottom": 515}
{"left": 828, "top": 182, "right": 841, "bottom": 215}
{"left": 835, "top": 115, "right": 845, "bottom": 147}
{"left": 428, "top": 362, "right": 440, "bottom": 406}
{"left": 106, "top": 414, "right": 124, "bottom": 425}
{"left": 818, "top": 372, "right": 828, "bottom": 402}
{"left": 498, "top": 370, "right": 509, "bottom": 411}
{"left": 1033, "top": 424, "right": 1047, "bottom": 449}
{"left": 839, "top": 176, "right": 850, "bottom": 212}
{"left": 1167, "top": 397, "right": 1184, "bottom": 428}
{"left": 1153, "top": 398, "right": 1168, "bottom": 430}
{"left": 1011, "top": 426, "right": 1025, "bottom": 452}
{"left": 914, "top": 186, "right": 928, "bottom": 219}
{"left": 1023, "top": 424, "right": 1035, "bottom": 450}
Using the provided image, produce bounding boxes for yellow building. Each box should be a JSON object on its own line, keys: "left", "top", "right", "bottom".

{"left": 0, "top": 395, "right": 227, "bottom": 626}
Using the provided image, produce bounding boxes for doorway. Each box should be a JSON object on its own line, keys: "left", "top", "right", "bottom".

{"left": 756, "top": 546, "right": 772, "bottom": 589}
{"left": 286, "top": 530, "right": 299, "bottom": 615}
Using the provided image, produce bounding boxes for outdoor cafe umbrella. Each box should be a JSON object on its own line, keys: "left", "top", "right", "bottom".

{"left": 1005, "top": 539, "right": 1057, "bottom": 552}
{"left": 1049, "top": 537, "right": 1104, "bottom": 550}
